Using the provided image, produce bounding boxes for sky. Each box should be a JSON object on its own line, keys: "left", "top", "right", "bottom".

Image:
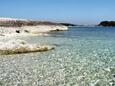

{"left": 0, "top": 0, "right": 115, "bottom": 25}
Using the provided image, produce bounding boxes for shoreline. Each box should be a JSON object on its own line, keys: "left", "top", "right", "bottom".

{"left": 0, "top": 20, "right": 68, "bottom": 55}
{"left": 0, "top": 25, "right": 68, "bottom": 37}
{"left": 0, "top": 18, "right": 68, "bottom": 37}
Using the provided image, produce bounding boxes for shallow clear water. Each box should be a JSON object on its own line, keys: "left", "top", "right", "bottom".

{"left": 0, "top": 27, "right": 115, "bottom": 86}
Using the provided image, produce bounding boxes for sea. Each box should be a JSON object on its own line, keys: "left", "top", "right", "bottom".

{"left": 0, "top": 27, "right": 115, "bottom": 86}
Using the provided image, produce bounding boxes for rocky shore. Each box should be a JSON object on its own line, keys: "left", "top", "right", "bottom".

{"left": 0, "top": 40, "right": 55, "bottom": 55}
{"left": 0, "top": 18, "right": 68, "bottom": 37}
{"left": 0, "top": 18, "right": 68, "bottom": 54}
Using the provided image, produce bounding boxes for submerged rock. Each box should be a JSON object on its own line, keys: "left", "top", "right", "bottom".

{"left": 0, "top": 40, "right": 54, "bottom": 55}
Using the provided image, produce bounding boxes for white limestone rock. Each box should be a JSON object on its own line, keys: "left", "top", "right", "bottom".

{"left": 0, "top": 40, "right": 54, "bottom": 55}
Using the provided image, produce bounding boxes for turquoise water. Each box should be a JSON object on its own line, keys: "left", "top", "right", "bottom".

{"left": 0, "top": 27, "right": 115, "bottom": 86}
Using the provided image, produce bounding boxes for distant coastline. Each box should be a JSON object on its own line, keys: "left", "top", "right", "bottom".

{"left": 98, "top": 21, "right": 115, "bottom": 26}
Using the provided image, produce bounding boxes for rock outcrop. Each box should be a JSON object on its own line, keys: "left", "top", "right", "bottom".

{"left": 0, "top": 40, "right": 55, "bottom": 55}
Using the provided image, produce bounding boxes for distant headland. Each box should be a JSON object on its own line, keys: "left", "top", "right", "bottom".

{"left": 98, "top": 21, "right": 115, "bottom": 26}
